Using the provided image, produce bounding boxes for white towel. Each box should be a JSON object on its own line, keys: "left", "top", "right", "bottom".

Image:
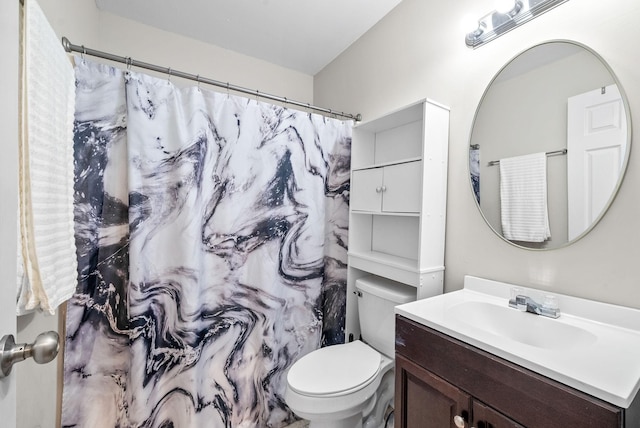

{"left": 499, "top": 152, "right": 551, "bottom": 243}
{"left": 17, "top": 0, "right": 77, "bottom": 315}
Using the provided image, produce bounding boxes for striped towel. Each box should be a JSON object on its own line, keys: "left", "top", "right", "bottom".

{"left": 17, "top": 0, "right": 77, "bottom": 314}
{"left": 499, "top": 153, "right": 551, "bottom": 243}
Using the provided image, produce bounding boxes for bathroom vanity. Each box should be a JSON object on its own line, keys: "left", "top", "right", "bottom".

{"left": 394, "top": 276, "right": 640, "bottom": 427}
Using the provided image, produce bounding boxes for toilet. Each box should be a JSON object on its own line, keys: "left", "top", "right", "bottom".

{"left": 285, "top": 276, "right": 417, "bottom": 428}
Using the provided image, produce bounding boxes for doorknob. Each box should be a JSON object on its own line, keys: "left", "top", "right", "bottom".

{"left": 0, "top": 331, "right": 59, "bottom": 378}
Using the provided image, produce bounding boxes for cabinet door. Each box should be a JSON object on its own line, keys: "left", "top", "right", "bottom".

{"left": 395, "top": 354, "right": 471, "bottom": 428}
{"left": 382, "top": 161, "right": 421, "bottom": 213}
{"left": 351, "top": 168, "right": 383, "bottom": 211}
{"left": 473, "top": 401, "right": 525, "bottom": 428}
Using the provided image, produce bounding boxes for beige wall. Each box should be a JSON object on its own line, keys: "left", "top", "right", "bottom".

{"left": 315, "top": 0, "right": 640, "bottom": 306}
{"left": 38, "top": 0, "right": 313, "bottom": 101}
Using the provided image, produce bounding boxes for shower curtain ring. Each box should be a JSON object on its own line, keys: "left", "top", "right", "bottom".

{"left": 81, "top": 45, "right": 86, "bottom": 62}
{"left": 126, "top": 57, "right": 132, "bottom": 71}
{"left": 167, "top": 68, "right": 172, "bottom": 84}
{"left": 196, "top": 74, "right": 200, "bottom": 90}
{"left": 226, "top": 82, "right": 230, "bottom": 98}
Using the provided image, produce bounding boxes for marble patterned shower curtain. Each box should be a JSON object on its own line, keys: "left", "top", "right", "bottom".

{"left": 61, "top": 58, "right": 351, "bottom": 428}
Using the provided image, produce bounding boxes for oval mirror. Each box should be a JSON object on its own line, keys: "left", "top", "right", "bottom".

{"left": 469, "top": 41, "right": 631, "bottom": 250}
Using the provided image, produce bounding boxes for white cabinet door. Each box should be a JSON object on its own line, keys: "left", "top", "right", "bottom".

{"left": 382, "top": 161, "right": 421, "bottom": 213}
{"left": 351, "top": 161, "right": 422, "bottom": 213}
{"left": 351, "top": 168, "right": 384, "bottom": 211}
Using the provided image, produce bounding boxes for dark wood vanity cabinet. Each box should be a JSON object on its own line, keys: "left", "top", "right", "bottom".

{"left": 395, "top": 315, "right": 638, "bottom": 428}
{"left": 396, "top": 353, "right": 471, "bottom": 428}
{"left": 395, "top": 354, "right": 522, "bottom": 428}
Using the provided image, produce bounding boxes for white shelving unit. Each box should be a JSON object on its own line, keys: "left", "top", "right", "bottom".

{"left": 346, "top": 99, "right": 450, "bottom": 341}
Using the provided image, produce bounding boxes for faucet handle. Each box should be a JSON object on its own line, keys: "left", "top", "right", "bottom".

{"left": 515, "top": 295, "right": 528, "bottom": 312}
{"left": 543, "top": 295, "right": 559, "bottom": 310}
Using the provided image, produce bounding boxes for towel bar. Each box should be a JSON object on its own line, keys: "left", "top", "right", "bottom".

{"left": 487, "top": 148, "right": 567, "bottom": 166}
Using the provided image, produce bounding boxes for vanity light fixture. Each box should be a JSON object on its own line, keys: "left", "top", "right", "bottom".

{"left": 465, "top": 0, "right": 570, "bottom": 48}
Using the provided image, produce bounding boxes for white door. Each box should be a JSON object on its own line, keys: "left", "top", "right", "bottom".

{"left": 0, "top": 0, "right": 20, "bottom": 426}
{"left": 567, "top": 84, "right": 627, "bottom": 241}
{"left": 1, "top": 3, "right": 59, "bottom": 427}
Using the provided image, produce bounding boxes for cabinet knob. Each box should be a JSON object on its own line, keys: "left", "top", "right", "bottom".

{"left": 375, "top": 186, "right": 382, "bottom": 193}
{"left": 453, "top": 415, "right": 466, "bottom": 428}
{"left": 381, "top": 185, "right": 387, "bottom": 192}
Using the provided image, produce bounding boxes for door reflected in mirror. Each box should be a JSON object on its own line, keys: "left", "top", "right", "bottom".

{"left": 469, "top": 41, "right": 631, "bottom": 250}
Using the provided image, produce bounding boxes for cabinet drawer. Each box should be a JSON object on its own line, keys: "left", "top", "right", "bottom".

{"left": 396, "top": 316, "right": 623, "bottom": 428}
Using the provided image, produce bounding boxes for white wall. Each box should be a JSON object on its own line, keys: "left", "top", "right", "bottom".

{"left": 315, "top": 0, "right": 640, "bottom": 306}
{"left": 17, "top": 1, "right": 315, "bottom": 427}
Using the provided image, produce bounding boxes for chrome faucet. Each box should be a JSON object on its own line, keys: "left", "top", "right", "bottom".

{"left": 508, "top": 294, "right": 560, "bottom": 318}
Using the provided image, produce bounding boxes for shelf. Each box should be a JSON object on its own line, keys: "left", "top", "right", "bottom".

{"left": 351, "top": 210, "right": 420, "bottom": 217}
{"left": 355, "top": 100, "right": 425, "bottom": 132}
{"left": 349, "top": 250, "right": 418, "bottom": 270}
{"left": 349, "top": 250, "right": 420, "bottom": 286}
{"left": 352, "top": 157, "right": 422, "bottom": 172}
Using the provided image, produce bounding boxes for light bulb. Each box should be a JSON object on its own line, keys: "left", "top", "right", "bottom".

{"left": 461, "top": 14, "right": 480, "bottom": 34}
{"left": 495, "top": 0, "right": 516, "bottom": 13}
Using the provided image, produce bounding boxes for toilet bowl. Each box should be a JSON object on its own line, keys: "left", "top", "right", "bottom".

{"left": 285, "top": 340, "right": 394, "bottom": 428}
{"left": 285, "top": 276, "right": 418, "bottom": 428}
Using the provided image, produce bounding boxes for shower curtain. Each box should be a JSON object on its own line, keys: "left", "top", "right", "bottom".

{"left": 61, "top": 58, "right": 351, "bottom": 428}
{"left": 470, "top": 146, "right": 480, "bottom": 204}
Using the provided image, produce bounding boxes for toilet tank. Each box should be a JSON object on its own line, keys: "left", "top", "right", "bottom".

{"left": 355, "top": 276, "right": 416, "bottom": 358}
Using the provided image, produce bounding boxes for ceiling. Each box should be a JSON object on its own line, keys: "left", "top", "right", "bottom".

{"left": 95, "top": 0, "right": 404, "bottom": 75}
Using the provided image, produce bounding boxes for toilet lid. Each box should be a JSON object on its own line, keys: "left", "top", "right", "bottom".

{"left": 287, "top": 341, "right": 381, "bottom": 396}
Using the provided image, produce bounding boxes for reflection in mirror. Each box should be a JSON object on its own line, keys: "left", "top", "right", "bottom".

{"left": 469, "top": 41, "right": 631, "bottom": 250}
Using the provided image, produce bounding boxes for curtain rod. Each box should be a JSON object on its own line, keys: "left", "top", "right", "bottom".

{"left": 61, "top": 37, "right": 361, "bottom": 122}
{"left": 487, "top": 149, "right": 567, "bottom": 166}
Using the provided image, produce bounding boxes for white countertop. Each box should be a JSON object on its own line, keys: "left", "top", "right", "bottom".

{"left": 395, "top": 275, "right": 640, "bottom": 408}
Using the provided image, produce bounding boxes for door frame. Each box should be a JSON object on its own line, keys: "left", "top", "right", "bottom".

{"left": 0, "top": 0, "right": 21, "bottom": 425}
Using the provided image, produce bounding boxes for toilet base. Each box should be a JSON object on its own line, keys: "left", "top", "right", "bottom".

{"left": 308, "top": 412, "right": 363, "bottom": 428}
{"left": 291, "top": 364, "right": 395, "bottom": 428}
{"left": 363, "top": 369, "right": 394, "bottom": 428}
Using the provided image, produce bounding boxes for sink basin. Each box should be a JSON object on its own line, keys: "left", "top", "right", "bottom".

{"left": 395, "top": 275, "right": 640, "bottom": 408}
{"left": 446, "top": 301, "right": 597, "bottom": 350}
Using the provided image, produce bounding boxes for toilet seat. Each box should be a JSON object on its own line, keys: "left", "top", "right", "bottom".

{"left": 287, "top": 341, "right": 381, "bottom": 397}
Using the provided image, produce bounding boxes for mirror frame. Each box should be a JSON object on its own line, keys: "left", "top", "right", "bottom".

{"left": 469, "top": 40, "right": 632, "bottom": 250}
